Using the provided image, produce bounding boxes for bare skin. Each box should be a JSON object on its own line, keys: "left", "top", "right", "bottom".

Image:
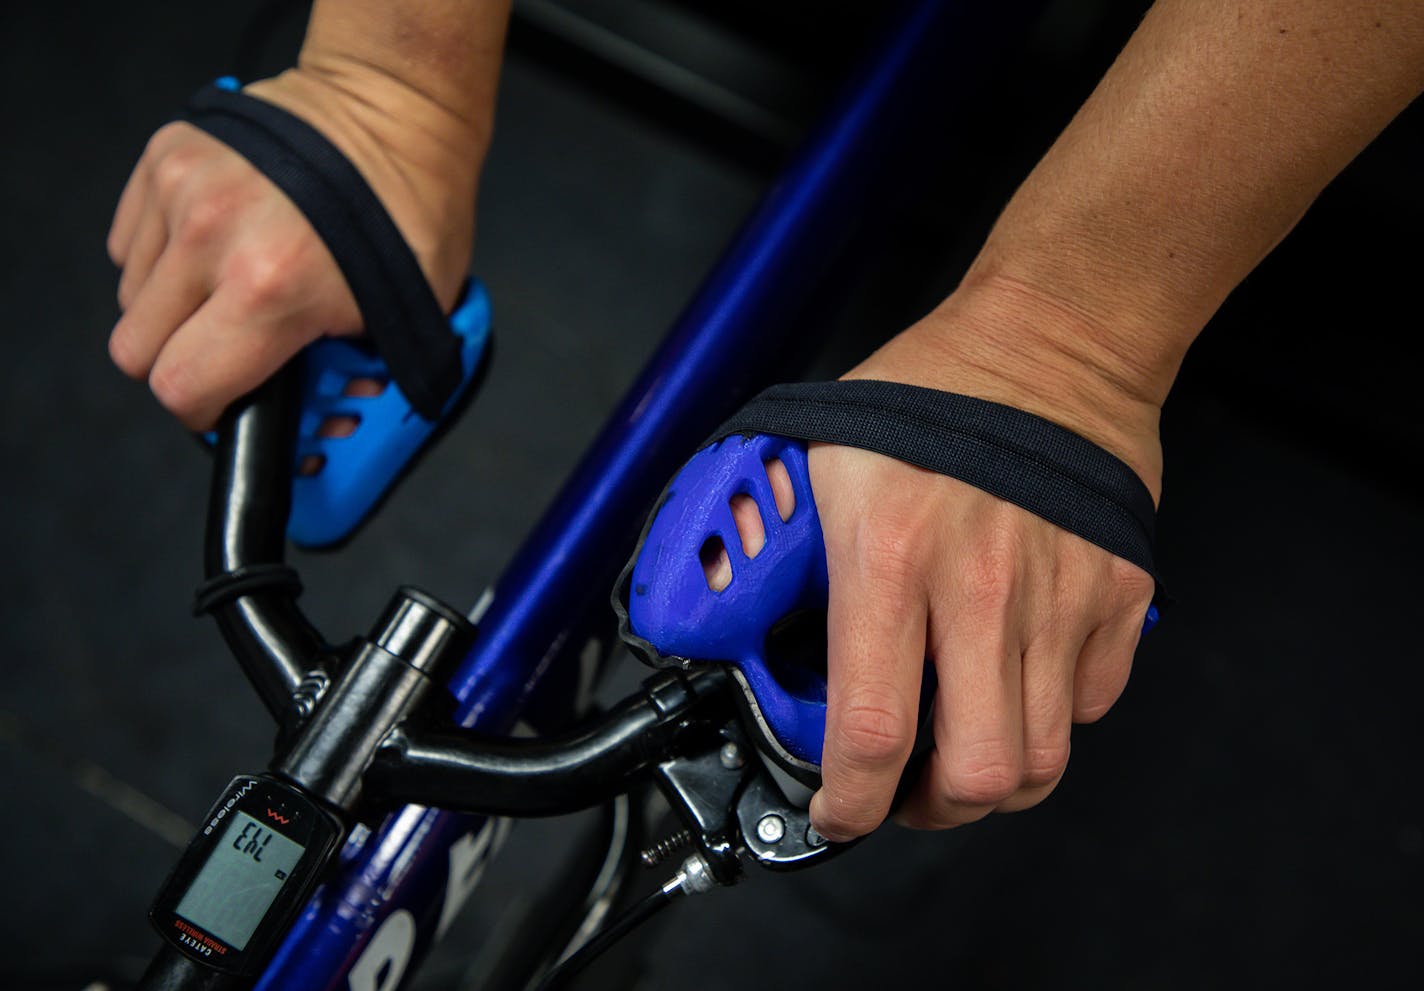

{"left": 807, "top": 1, "right": 1424, "bottom": 838}
{"left": 106, "top": 0, "right": 509, "bottom": 430}
{"left": 107, "top": 1, "right": 1424, "bottom": 841}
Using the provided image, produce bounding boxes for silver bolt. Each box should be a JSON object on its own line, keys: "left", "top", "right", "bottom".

{"left": 805, "top": 824, "right": 827, "bottom": 847}
{"left": 719, "top": 741, "right": 745, "bottom": 769}
{"left": 756, "top": 813, "right": 786, "bottom": 844}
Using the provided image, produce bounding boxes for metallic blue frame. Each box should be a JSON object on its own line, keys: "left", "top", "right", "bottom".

{"left": 256, "top": 2, "right": 1041, "bottom": 987}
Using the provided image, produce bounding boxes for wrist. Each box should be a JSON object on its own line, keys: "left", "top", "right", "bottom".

{"left": 845, "top": 272, "right": 1166, "bottom": 500}
{"left": 966, "top": 194, "right": 1222, "bottom": 400}
{"left": 244, "top": 61, "right": 488, "bottom": 309}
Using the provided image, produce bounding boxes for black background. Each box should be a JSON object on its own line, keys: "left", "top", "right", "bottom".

{"left": 1, "top": 1, "right": 1421, "bottom": 988}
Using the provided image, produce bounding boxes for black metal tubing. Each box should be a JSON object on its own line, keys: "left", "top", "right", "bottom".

{"left": 138, "top": 945, "right": 248, "bottom": 991}
{"left": 276, "top": 588, "right": 476, "bottom": 811}
{"left": 204, "top": 368, "right": 327, "bottom": 720}
{"left": 365, "top": 669, "right": 730, "bottom": 817}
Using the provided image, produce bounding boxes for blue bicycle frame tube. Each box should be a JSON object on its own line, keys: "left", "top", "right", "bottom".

{"left": 258, "top": 2, "right": 1044, "bottom": 987}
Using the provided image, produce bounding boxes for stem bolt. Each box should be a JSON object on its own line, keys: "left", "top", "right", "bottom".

{"left": 719, "top": 741, "right": 745, "bottom": 769}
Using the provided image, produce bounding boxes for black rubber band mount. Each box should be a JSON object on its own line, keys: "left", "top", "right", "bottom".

{"left": 193, "top": 564, "right": 304, "bottom": 617}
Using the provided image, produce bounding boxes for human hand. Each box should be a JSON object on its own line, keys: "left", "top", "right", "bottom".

{"left": 806, "top": 279, "right": 1162, "bottom": 839}
{"left": 106, "top": 66, "right": 485, "bottom": 430}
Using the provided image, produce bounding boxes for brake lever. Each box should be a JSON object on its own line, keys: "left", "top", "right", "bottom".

{"left": 651, "top": 710, "right": 849, "bottom": 888}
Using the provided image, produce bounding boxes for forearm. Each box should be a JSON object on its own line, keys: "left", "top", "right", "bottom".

{"left": 240, "top": 0, "right": 512, "bottom": 304}
{"left": 293, "top": 0, "right": 511, "bottom": 155}
{"left": 883, "top": 0, "right": 1424, "bottom": 489}
{"left": 814, "top": 3, "right": 1422, "bottom": 839}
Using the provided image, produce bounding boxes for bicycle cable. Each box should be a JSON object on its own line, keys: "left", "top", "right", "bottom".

{"left": 533, "top": 875, "right": 685, "bottom": 990}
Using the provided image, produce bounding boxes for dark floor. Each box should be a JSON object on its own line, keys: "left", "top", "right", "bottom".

{"left": 2, "top": 1, "right": 1422, "bottom": 989}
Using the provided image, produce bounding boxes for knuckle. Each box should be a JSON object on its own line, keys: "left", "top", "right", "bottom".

{"left": 174, "top": 194, "right": 231, "bottom": 246}
{"left": 963, "top": 568, "right": 1014, "bottom": 618}
{"left": 996, "top": 784, "right": 1055, "bottom": 814}
{"left": 1075, "top": 654, "right": 1134, "bottom": 724}
{"left": 942, "top": 741, "right": 1020, "bottom": 806}
{"left": 1074, "top": 678, "right": 1124, "bottom": 722}
{"left": 148, "top": 361, "right": 199, "bottom": 421}
{"left": 855, "top": 511, "right": 931, "bottom": 595}
{"left": 108, "top": 326, "right": 146, "bottom": 380}
{"left": 1106, "top": 558, "right": 1154, "bottom": 606}
{"left": 836, "top": 692, "right": 914, "bottom": 769}
{"left": 152, "top": 147, "right": 199, "bottom": 198}
{"left": 144, "top": 121, "right": 186, "bottom": 158}
{"left": 1074, "top": 692, "right": 1118, "bottom": 724}
{"left": 1021, "top": 741, "right": 1070, "bottom": 788}
{"left": 230, "top": 252, "right": 292, "bottom": 307}
{"left": 960, "top": 530, "right": 1020, "bottom": 615}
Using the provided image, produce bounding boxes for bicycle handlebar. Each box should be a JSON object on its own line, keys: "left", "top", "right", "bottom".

{"left": 192, "top": 375, "right": 772, "bottom": 833}
{"left": 366, "top": 667, "right": 730, "bottom": 816}
{"left": 200, "top": 368, "right": 329, "bottom": 721}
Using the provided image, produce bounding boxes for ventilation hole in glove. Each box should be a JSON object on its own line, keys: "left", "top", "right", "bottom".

{"left": 764, "top": 458, "right": 795, "bottom": 521}
{"left": 730, "top": 492, "right": 767, "bottom": 558}
{"left": 299, "top": 454, "right": 327, "bottom": 477}
{"left": 313, "top": 377, "right": 383, "bottom": 446}
{"left": 700, "top": 535, "right": 733, "bottom": 592}
{"left": 318, "top": 414, "right": 362, "bottom": 440}
{"left": 764, "top": 609, "right": 829, "bottom": 704}
{"left": 343, "top": 376, "right": 388, "bottom": 398}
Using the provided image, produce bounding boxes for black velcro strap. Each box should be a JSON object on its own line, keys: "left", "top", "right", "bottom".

{"left": 194, "top": 564, "right": 303, "bottom": 616}
{"left": 712, "top": 380, "right": 1166, "bottom": 598}
{"left": 180, "top": 83, "right": 460, "bottom": 419}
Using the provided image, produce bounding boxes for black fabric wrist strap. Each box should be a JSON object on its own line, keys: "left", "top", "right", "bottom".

{"left": 712, "top": 380, "right": 1166, "bottom": 600}
{"left": 180, "top": 83, "right": 461, "bottom": 420}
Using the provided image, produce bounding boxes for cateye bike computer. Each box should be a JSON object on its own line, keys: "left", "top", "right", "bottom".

{"left": 149, "top": 774, "right": 345, "bottom": 974}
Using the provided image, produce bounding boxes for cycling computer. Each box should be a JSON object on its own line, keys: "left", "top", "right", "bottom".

{"left": 150, "top": 774, "right": 344, "bottom": 974}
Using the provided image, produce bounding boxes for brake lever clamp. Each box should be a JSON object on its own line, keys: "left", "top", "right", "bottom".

{"left": 652, "top": 713, "right": 850, "bottom": 886}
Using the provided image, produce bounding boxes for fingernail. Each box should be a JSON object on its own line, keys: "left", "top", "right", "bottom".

{"left": 810, "top": 824, "right": 853, "bottom": 844}
{"left": 808, "top": 793, "right": 852, "bottom": 844}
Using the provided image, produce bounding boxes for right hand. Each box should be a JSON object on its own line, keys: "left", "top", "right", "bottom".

{"left": 804, "top": 285, "right": 1163, "bottom": 842}
{"left": 106, "top": 67, "right": 483, "bottom": 431}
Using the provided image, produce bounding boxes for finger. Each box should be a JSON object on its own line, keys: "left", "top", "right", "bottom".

{"left": 109, "top": 248, "right": 211, "bottom": 380}
{"left": 809, "top": 519, "right": 928, "bottom": 842}
{"left": 148, "top": 287, "right": 311, "bottom": 431}
{"left": 1073, "top": 562, "right": 1153, "bottom": 722}
{"left": 897, "top": 607, "right": 1024, "bottom": 830}
{"left": 995, "top": 633, "right": 1080, "bottom": 813}
{"left": 1072, "top": 610, "right": 1144, "bottom": 723}
{"left": 119, "top": 129, "right": 229, "bottom": 308}
{"left": 116, "top": 212, "right": 169, "bottom": 312}
{"left": 108, "top": 159, "right": 150, "bottom": 266}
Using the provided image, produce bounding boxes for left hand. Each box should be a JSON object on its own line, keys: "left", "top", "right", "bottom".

{"left": 106, "top": 66, "right": 486, "bottom": 432}
{"left": 806, "top": 280, "right": 1161, "bottom": 839}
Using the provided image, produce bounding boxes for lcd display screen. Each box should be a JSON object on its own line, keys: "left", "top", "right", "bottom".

{"left": 174, "top": 810, "right": 306, "bottom": 950}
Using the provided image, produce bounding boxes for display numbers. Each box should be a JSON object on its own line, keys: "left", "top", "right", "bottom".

{"left": 232, "top": 820, "right": 275, "bottom": 863}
